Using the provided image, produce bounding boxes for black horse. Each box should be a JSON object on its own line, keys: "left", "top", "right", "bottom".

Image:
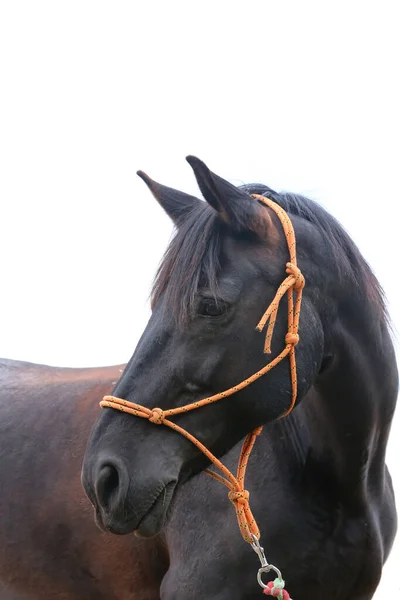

{"left": 82, "top": 156, "right": 398, "bottom": 599}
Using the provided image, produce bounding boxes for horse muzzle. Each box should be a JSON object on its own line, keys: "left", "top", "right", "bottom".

{"left": 83, "top": 457, "right": 177, "bottom": 537}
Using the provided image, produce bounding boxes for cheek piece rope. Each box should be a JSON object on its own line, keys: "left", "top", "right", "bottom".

{"left": 101, "top": 196, "right": 304, "bottom": 599}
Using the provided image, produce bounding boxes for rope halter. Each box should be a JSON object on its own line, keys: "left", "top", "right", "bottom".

{"left": 100, "top": 195, "right": 305, "bottom": 544}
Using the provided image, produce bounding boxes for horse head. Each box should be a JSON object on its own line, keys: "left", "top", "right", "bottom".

{"left": 82, "top": 157, "right": 327, "bottom": 537}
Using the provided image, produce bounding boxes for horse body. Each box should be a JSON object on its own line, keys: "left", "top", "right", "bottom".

{"left": 0, "top": 345, "right": 397, "bottom": 599}
{"left": 0, "top": 358, "right": 167, "bottom": 600}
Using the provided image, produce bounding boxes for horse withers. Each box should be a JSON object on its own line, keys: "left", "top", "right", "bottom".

{"left": 83, "top": 157, "right": 398, "bottom": 599}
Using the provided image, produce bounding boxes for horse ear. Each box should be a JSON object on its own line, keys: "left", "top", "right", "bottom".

{"left": 186, "top": 156, "right": 269, "bottom": 235}
{"left": 137, "top": 170, "right": 201, "bottom": 225}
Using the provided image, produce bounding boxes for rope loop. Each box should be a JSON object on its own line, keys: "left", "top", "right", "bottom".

{"left": 149, "top": 407, "right": 165, "bottom": 424}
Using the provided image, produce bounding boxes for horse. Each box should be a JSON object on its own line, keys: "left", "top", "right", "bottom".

{"left": 0, "top": 359, "right": 168, "bottom": 599}
{"left": 1, "top": 158, "right": 397, "bottom": 599}
{"left": 82, "top": 156, "right": 398, "bottom": 599}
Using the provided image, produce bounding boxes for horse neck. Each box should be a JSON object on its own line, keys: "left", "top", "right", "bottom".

{"left": 299, "top": 293, "right": 398, "bottom": 497}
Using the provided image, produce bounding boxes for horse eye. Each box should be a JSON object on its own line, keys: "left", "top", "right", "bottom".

{"left": 199, "top": 298, "right": 227, "bottom": 317}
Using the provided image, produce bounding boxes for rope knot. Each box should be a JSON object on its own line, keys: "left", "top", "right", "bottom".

{"left": 228, "top": 489, "right": 250, "bottom": 505}
{"left": 149, "top": 407, "right": 165, "bottom": 424}
{"left": 285, "top": 333, "right": 299, "bottom": 346}
{"left": 286, "top": 262, "right": 305, "bottom": 291}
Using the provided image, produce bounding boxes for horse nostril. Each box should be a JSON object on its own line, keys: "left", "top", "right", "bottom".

{"left": 95, "top": 463, "right": 121, "bottom": 512}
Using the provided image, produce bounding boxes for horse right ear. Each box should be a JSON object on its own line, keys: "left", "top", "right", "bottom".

{"left": 137, "top": 171, "right": 201, "bottom": 225}
{"left": 186, "top": 156, "right": 273, "bottom": 237}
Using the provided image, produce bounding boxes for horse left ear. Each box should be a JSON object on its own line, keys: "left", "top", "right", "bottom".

{"left": 186, "top": 156, "right": 270, "bottom": 235}
{"left": 137, "top": 170, "right": 201, "bottom": 225}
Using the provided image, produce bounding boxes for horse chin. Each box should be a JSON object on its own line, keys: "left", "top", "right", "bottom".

{"left": 95, "top": 515, "right": 133, "bottom": 536}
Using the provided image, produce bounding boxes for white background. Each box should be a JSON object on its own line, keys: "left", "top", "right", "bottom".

{"left": 0, "top": 2, "right": 399, "bottom": 596}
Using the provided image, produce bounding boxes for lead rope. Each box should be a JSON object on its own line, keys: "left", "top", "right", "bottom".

{"left": 101, "top": 196, "right": 302, "bottom": 598}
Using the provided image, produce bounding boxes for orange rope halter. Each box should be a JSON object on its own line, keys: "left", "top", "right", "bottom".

{"left": 100, "top": 195, "right": 305, "bottom": 544}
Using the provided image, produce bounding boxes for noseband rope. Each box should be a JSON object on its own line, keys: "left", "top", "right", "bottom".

{"left": 101, "top": 196, "right": 303, "bottom": 598}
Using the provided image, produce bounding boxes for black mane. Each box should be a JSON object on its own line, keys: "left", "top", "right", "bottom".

{"left": 151, "top": 183, "right": 387, "bottom": 323}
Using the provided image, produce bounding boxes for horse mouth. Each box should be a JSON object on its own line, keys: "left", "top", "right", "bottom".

{"left": 95, "top": 480, "right": 177, "bottom": 537}
{"left": 134, "top": 481, "right": 177, "bottom": 538}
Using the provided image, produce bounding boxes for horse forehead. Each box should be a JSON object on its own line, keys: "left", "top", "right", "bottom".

{"left": 221, "top": 235, "right": 285, "bottom": 285}
{"left": 221, "top": 235, "right": 263, "bottom": 268}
